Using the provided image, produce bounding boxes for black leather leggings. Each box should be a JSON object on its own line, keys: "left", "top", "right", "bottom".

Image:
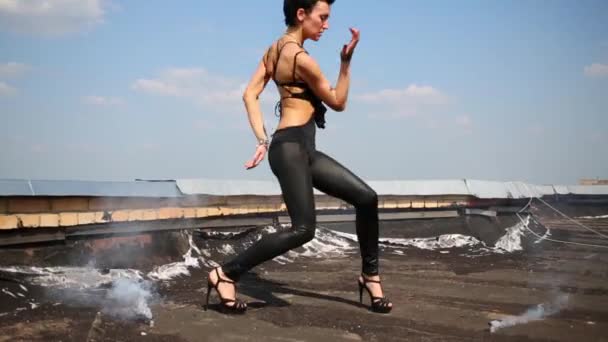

{"left": 222, "top": 119, "right": 379, "bottom": 281}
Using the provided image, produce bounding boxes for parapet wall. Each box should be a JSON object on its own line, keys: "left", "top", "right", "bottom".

{"left": 0, "top": 194, "right": 471, "bottom": 230}
{"left": 1, "top": 178, "right": 607, "bottom": 232}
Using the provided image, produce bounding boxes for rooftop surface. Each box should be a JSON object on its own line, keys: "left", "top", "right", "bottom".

{"left": 0, "top": 201, "right": 607, "bottom": 341}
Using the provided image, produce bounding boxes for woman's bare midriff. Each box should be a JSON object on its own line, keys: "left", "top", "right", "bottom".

{"left": 276, "top": 97, "right": 315, "bottom": 130}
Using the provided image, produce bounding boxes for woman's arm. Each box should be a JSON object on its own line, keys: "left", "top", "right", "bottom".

{"left": 242, "top": 55, "right": 271, "bottom": 143}
{"left": 298, "top": 28, "right": 360, "bottom": 112}
{"left": 243, "top": 53, "right": 272, "bottom": 170}
{"left": 298, "top": 54, "right": 350, "bottom": 112}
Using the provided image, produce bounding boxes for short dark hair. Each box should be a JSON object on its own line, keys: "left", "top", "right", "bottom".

{"left": 283, "top": 0, "right": 335, "bottom": 27}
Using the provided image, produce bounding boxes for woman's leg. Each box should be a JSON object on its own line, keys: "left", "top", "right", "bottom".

{"left": 309, "top": 150, "right": 390, "bottom": 309}
{"left": 221, "top": 141, "right": 317, "bottom": 281}
{"left": 309, "top": 150, "right": 379, "bottom": 276}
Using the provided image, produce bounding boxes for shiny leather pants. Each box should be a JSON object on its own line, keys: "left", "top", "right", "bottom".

{"left": 222, "top": 125, "right": 379, "bottom": 281}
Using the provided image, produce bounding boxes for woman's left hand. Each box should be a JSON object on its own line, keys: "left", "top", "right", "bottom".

{"left": 244, "top": 145, "right": 267, "bottom": 169}
{"left": 341, "top": 27, "right": 360, "bottom": 62}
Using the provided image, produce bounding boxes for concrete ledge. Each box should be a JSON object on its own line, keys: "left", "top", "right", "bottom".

{"left": 0, "top": 215, "right": 19, "bottom": 230}
{"left": 111, "top": 210, "right": 131, "bottom": 222}
{"left": 1, "top": 195, "right": 474, "bottom": 214}
{"left": 77, "top": 212, "right": 98, "bottom": 225}
{"left": 464, "top": 208, "right": 498, "bottom": 217}
{"left": 0, "top": 198, "right": 7, "bottom": 214}
{"left": 51, "top": 198, "right": 89, "bottom": 212}
{"left": 0, "top": 196, "right": 469, "bottom": 230}
{"left": 0, "top": 229, "right": 65, "bottom": 246}
{"left": 59, "top": 213, "right": 79, "bottom": 227}
{"left": 40, "top": 214, "right": 59, "bottom": 227}
{"left": 8, "top": 198, "right": 51, "bottom": 213}
{"left": 278, "top": 210, "right": 460, "bottom": 224}
{"left": 62, "top": 216, "right": 275, "bottom": 239}
{"left": 0, "top": 193, "right": 527, "bottom": 231}
{"left": 17, "top": 214, "right": 41, "bottom": 228}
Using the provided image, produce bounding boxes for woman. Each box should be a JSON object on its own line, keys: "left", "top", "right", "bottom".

{"left": 205, "top": 0, "right": 392, "bottom": 314}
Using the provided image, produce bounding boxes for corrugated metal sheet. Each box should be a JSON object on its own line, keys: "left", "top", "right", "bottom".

{"left": 0, "top": 179, "right": 182, "bottom": 197}
{"left": 465, "top": 180, "right": 558, "bottom": 199}
{"left": 3, "top": 178, "right": 608, "bottom": 199}
{"left": 553, "top": 185, "right": 608, "bottom": 195}
{"left": 368, "top": 180, "right": 470, "bottom": 196}
{"left": 465, "top": 180, "right": 513, "bottom": 198}
{"left": 532, "top": 185, "right": 556, "bottom": 196}
{"left": 553, "top": 185, "right": 569, "bottom": 195}
{"left": 504, "top": 181, "right": 544, "bottom": 198}
{"left": 176, "top": 179, "right": 281, "bottom": 196}
{"left": 177, "top": 179, "right": 471, "bottom": 196}
{"left": 0, "top": 179, "right": 34, "bottom": 196}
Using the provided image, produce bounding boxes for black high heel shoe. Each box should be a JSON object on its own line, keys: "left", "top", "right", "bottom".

{"left": 358, "top": 274, "right": 392, "bottom": 313}
{"left": 204, "top": 268, "right": 247, "bottom": 314}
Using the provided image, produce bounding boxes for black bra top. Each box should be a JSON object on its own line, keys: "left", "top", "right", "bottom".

{"left": 270, "top": 40, "right": 326, "bottom": 129}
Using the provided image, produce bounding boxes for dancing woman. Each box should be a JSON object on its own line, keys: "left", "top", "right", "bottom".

{"left": 205, "top": 0, "right": 392, "bottom": 314}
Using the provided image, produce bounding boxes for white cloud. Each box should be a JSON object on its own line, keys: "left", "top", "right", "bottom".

{"left": 527, "top": 124, "right": 545, "bottom": 136}
{"left": 455, "top": 115, "right": 471, "bottom": 126}
{"left": 355, "top": 84, "right": 449, "bottom": 118}
{"left": 30, "top": 143, "right": 47, "bottom": 153}
{"left": 66, "top": 143, "right": 98, "bottom": 153}
{"left": 584, "top": 63, "right": 608, "bottom": 78}
{"left": 591, "top": 131, "right": 606, "bottom": 143}
{"left": 132, "top": 67, "right": 272, "bottom": 113}
{"left": 0, "top": 62, "right": 29, "bottom": 78}
{"left": 0, "top": 81, "right": 16, "bottom": 96}
{"left": 357, "top": 84, "right": 446, "bottom": 104}
{"left": 454, "top": 115, "right": 473, "bottom": 134}
{"left": 424, "top": 114, "right": 474, "bottom": 135}
{"left": 132, "top": 78, "right": 183, "bottom": 97}
{"left": 137, "top": 143, "right": 161, "bottom": 152}
{"left": 193, "top": 119, "right": 217, "bottom": 131}
{"left": 0, "top": 0, "right": 107, "bottom": 36}
{"left": 82, "top": 95, "right": 124, "bottom": 106}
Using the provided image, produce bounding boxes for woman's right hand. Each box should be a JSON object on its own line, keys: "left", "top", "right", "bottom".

{"left": 244, "top": 144, "right": 268, "bottom": 170}
{"left": 341, "top": 27, "right": 360, "bottom": 62}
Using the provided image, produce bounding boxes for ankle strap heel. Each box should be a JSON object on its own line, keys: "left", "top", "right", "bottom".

{"left": 357, "top": 274, "right": 392, "bottom": 313}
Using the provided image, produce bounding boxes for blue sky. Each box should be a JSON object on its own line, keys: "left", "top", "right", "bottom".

{"left": 1, "top": 0, "right": 607, "bottom": 185}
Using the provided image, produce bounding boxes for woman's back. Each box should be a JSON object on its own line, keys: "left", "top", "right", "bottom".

{"left": 265, "top": 38, "right": 316, "bottom": 129}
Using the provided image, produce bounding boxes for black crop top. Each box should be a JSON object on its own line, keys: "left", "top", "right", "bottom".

{"left": 270, "top": 40, "right": 326, "bottom": 129}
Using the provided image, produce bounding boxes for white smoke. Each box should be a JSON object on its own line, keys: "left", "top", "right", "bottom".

{"left": 0, "top": 266, "right": 143, "bottom": 289}
{"left": 489, "top": 293, "right": 569, "bottom": 333}
{"left": 102, "top": 278, "right": 153, "bottom": 320}
{"left": 0, "top": 266, "right": 154, "bottom": 321}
